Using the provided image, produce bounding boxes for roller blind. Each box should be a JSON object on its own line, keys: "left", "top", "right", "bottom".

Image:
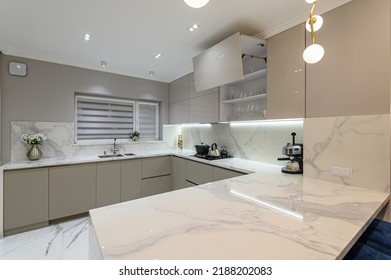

{"left": 76, "top": 95, "right": 135, "bottom": 140}
{"left": 138, "top": 101, "right": 159, "bottom": 140}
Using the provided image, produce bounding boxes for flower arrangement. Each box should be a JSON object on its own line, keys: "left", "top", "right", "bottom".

{"left": 130, "top": 131, "right": 140, "bottom": 141}
{"left": 21, "top": 133, "right": 47, "bottom": 145}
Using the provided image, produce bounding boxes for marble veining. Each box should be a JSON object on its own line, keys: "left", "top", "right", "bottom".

{"left": 89, "top": 167, "right": 389, "bottom": 260}
{"left": 303, "top": 115, "right": 390, "bottom": 193}
{"left": 0, "top": 217, "right": 89, "bottom": 260}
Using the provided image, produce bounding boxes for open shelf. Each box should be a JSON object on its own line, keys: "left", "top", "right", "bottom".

{"left": 222, "top": 93, "right": 267, "bottom": 104}
{"left": 226, "top": 68, "right": 267, "bottom": 86}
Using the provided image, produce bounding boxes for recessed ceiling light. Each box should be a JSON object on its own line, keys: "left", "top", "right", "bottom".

{"left": 149, "top": 71, "right": 155, "bottom": 76}
{"left": 83, "top": 33, "right": 91, "bottom": 41}
{"left": 155, "top": 53, "right": 162, "bottom": 59}
{"left": 188, "top": 24, "right": 199, "bottom": 32}
{"left": 100, "top": 61, "right": 107, "bottom": 67}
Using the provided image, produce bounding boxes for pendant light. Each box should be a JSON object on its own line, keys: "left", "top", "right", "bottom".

{"left": 184, "top": 0, "right": 210, "bottom": 8}
{"left": 303, "top": 0, "right": 324, "bottom": 64}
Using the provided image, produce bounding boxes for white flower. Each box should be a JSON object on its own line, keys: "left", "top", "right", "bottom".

{"left": 21, "top": 133, "right": 47, "bottom": 145}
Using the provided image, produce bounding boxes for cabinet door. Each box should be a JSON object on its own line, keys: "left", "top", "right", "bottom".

{"left": 172, "top": 156, "right": 186, "bottom": 190}
{"left": 267, "top": 24, "right": 305, "bottom": 119}
{"left": 169, "top": 100, "right": 189, "bottom": 124}
{"left": 142, "top": 156, "right": 171, "bottom": 178}
{"left": 142, "top": 175, "right": 172, "bottom": 197}
{"left": 4, "top": 168, "right": 49, "bottom": 232}
{"left": 169, "top": 75, "right": 189, "bottom": 103}
{"left": 188, "top": 73, "right": 218, "bottom": 98}
{"left": 97, "top": 161, "right": 121, "bottom": 207}
{"left": 49, "top": 163, "right": 96, "bottom": 220}
{"left": 120, "top": 159, "right": 142, "bottom": 202}
{"left": 189, "top": 92, "right": 219, "bottom": 123}
{"left": 185, "top": 160, "right": 214, "bottom": 185}
{"left": 213, "top": 167, "right": 244, "bottom": 181}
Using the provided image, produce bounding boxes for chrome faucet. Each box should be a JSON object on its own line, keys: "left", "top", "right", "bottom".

{"left": 112, "top": 138, "right": 119, "bottom": 154}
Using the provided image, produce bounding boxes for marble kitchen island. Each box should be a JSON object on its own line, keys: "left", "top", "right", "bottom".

{"left": 89, "top": 163, "right": 390, "bottom": 260}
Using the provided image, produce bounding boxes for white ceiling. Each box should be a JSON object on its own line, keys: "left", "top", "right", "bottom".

{"left": 0, "top": 0, "right": 351, "bottom": 83}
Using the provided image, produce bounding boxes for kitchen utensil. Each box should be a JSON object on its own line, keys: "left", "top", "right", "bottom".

{"left": 194, "top": 143, "right": 210, "bottom": 155}
{"left": 220, "top": 145, "right": 229, "bottom": 157}
{"left": 208, "top": 143, "right": 220, "bottom": 157}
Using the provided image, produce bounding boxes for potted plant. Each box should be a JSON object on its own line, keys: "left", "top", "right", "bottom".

{"left": 21, "top": 133, "right": 47, "bottom": 160}
{"left": 130, "top": 131, "right": 140, "bottom": 141}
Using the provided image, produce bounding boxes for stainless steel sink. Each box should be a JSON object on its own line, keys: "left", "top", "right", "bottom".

{"left": 97, "top": 154, "right": 124, "bottom": 158}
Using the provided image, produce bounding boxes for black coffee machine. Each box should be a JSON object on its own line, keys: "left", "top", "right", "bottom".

{"left": 278, "top": 132, "right": 303, "bottom": 174}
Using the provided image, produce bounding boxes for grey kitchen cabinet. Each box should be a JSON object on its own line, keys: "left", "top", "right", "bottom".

{"left": 188, "top": 91, "right": 220, "bottom": 123}
{"left": 142, "top": 175, "right": 172, "bottom": 197}
{"left": 169, "top": 72, "right": 220, "bottom": 124}
{"left": 3, "top": 168, "right": 49, "bottom": 235}
{"left": 49, "top": 163, "right": 96, "bottom": 220}
{"left": 213, "top": 166, "right": 245, "bottom": 181}
{"left": 120, "top": 159, "right": 142, "bottom": 202}
{"left": 142, "top": 156, "right": 171, "bottom": 179}
{"left": 142, "top": 156, "right": 172, "bottom": 197}
{"left": 185, "top": 160, "right": 214, "bottom": 185}
{"left": 267, "top": 23, "right": 305, "bottom": 119}
{"left": 97, "top": 161, "right": 121, "bottom": 207}
{"left": 172, "top": 156, "right": 187, "bottom": 190}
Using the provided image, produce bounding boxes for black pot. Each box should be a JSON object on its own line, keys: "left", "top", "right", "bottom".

{"left": 194, "top": 143, "right": 210, "bottom": 155}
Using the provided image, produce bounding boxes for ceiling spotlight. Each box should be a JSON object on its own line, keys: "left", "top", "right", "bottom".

{"left": 184, "top": 0, "right": 210, "bottom": 8}
{"left": 100, "top": 61, "right": 107, "bottom": 67}
{"left": 188, "top": 24, "right": 199, "bottom": 32}
{"left": 149, "top": 71, "right": 155, "bottom": 76}
{"left": 83, "top": 33, "right": 91, "bottom": 41}
{"left": 155, "top": 53, "right": 162, "bottom": 59}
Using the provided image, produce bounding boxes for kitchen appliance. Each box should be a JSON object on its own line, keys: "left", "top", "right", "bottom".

{"left": 278, "top": 132, "right": 303, "bottom": 174}
{"left": 208, "top": 143, "right": 220, "bottom": 157}
{"left": 194, "top": 143, "right": 210, "bottom": 155}
{"left": 194, "top": 143, "right": 233, "bottom": 160}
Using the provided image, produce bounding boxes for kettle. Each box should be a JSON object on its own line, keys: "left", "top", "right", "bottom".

{"left": 220, "top": 145, "right": 229, "bottom": 157}
{"left": 208, "top": 143, "right": 221, "bottom": 157}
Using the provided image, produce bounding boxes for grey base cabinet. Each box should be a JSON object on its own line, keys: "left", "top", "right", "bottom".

{"left": 185, "top": 160, "right": 214, "bottom": 185}
{"left": 97, "top": 161, "right": 121, "bottom": 207}
{"left": 142, "top": 156, "right": 172, "bottom": 197}
{"left": 120, "top": 159, "right": 142, "bottom": 202}
{"left": 4, "top": 168, "right": 49, "bottom": 235}
{"left": 49, "top": 163, "right": 96, "bottom": 220}
{"left": 142, "top": 175, "right": 172, "bottom": 197}
{"left": 172, "top": 156, "right": 186, "bottom": 190}
{"left": 213, "top": 167, "right": 245, "bottom": 181}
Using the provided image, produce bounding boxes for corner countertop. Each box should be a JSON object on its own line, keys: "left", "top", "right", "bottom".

{"left": 88, "top": 154, "right": 390, "bottom": 260}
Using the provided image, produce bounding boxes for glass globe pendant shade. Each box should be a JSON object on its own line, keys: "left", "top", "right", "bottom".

{"left": 306, "top": 15, "right": 323, "bottom": 32}
{"left": 184, "top": 0, "right": 210, "bottom": 8}
{"left": 303, "top": 44, "right": 324, "bottom": 64}
{"left": 305, "top": 0, "right": 316, "bottom": 3}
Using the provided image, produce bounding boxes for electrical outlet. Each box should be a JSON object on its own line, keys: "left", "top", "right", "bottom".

{"left": 331, "top": 167, "right": 353, "bottom": 179}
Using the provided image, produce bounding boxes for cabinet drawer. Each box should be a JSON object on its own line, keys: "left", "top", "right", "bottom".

{"left": 213, "top": 167, "right": 245, "bottom": 181}
{"left": 142, "top": 156, "right": 171, "bottom": 178}
{"left": 142, "top": 175, "right": 172, "bottom": 197}
{"left": 185, "top": 160, "right": 214, "bottom": 185}
{"left": 4, "top": 168, "right": 49, "bottom": 232}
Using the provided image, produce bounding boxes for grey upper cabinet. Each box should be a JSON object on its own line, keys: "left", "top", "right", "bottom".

{"left": 267, "top": 24, "right": 306, "bottom": 119}
{"left": 169, "top": 73, "right": 220, "bottom": 124}
{"left": 3, "top": 168, "right": 49, "bottom": 235}
{"left": 193, "top": 32, "right": 266, "bottom": 92}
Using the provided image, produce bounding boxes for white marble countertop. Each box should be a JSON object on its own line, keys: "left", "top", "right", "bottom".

{"left": 89, "top": 162, "right": 390, "bottom": 260}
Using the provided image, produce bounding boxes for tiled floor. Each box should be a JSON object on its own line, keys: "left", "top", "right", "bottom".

{"left": 0, "top": 217, "right": 90, "bottom": 260}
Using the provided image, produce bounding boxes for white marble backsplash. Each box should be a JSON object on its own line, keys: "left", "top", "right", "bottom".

{"left": 11, "top": 121, "right": 173, "bottom": 162}
{"left": 164, "top": 120, "right": 304, "bottom": 165}
{"left": 303, "top": 115, "right": 390, "bottom": 193}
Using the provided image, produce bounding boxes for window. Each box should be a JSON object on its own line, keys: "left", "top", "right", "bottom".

{"left": 75, "top": 94, "right": 159, "bottom": 142}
